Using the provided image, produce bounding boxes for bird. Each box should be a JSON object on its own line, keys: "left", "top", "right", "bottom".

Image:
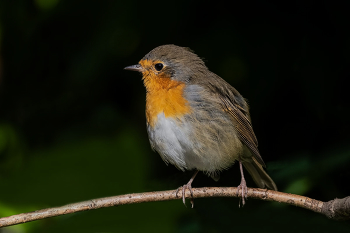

{"left": 124, "top": 44, "right": 277, "bottom": 207}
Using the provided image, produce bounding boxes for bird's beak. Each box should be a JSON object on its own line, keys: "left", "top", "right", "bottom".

{"left": 124, "top": 64, "right": 144, "bottom": 72}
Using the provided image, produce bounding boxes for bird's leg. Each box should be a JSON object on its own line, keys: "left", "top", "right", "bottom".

{"left": 176, "top": 170, "right": 199, "bottom": 208}
{"left": 237, "top": 161, "right": 248, "bottom": 207}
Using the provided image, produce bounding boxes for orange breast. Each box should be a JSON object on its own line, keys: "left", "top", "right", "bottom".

{"left": 142, "top": 71, "right": 191, "bottom": 128}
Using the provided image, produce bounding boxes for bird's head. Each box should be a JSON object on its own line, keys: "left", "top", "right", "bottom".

{"left": 124, "top": 45, "right": 207, "bottom": 87}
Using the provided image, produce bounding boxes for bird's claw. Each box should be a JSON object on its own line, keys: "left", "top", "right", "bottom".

{"left": 176, "top": 183, "right": 195, "bottom": 208}
{"left": 237, "top": 179, "right": 248, "bottom": 207}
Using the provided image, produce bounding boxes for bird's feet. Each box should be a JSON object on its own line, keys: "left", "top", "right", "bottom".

{"left": 176, "top": 182, "right": 195, "bottom": 208}
{"left": 237, "top": 161, "right": 248, "bottom": 207}
{"left": 175, "top": 170, "right": 199, "bottom": 208}
{"left": 237, "top": 177, "right": 248, "bottom": 207}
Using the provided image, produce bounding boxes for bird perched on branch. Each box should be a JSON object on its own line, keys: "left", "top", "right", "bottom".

{"left": 125, "top": 44, "right": 277, "bottom": 207}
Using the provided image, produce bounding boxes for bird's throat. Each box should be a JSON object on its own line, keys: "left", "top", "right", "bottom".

{"left": 143, "top": 74, "right": 191, "bottom": 128}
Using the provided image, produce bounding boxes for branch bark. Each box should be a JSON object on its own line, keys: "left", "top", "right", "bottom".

{"left": 0, "top": 187, "right": 349, "bottom": 228}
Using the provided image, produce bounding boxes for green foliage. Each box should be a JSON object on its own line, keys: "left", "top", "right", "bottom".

{"left": 34, "top": 0, "right": 59, "bottom": 11}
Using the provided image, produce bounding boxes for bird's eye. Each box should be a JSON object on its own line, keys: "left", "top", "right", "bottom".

{"left": 154, "top": 63, "right": 163, "bottom": 71}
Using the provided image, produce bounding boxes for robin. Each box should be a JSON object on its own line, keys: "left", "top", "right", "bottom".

{"left": 125, "top": 44, "right": 277, "bottom": 207}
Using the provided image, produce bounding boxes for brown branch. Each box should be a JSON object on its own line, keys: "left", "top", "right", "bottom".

{"left": 0, "top": 187, "right": 349, "bottom": 228}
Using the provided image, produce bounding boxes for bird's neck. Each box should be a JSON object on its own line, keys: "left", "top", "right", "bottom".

{"left": 143, "top": 74, "right": 191, "bottom": 128}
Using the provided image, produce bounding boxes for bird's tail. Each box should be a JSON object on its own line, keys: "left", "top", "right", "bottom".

{"left": 242, "top": 157, "right": 277, "bottom": 191}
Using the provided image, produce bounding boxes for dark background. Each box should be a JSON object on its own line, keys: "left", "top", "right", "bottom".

{"left": 0, "top": 0, "right": 350, "bottom": 232}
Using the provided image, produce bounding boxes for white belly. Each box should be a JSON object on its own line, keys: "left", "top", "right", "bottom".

{"left": 147, "top": 112, "right": 243, "bottom": 174}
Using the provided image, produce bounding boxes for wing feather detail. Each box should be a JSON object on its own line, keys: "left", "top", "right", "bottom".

{"left": 219, "top": 96, "right": 265, "bottom": 167}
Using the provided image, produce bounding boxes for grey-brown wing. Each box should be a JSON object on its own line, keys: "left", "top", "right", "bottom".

{"left": 219, "top": 96, "right": 266, "bottom": 167}
{"left": 193, "top": 72, "right": 265, "bottom": 167}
